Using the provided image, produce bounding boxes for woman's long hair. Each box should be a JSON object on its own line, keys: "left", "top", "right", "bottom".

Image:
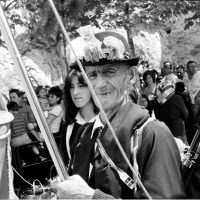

{"left": 63, "top": 69, "right": 99, "bottom": 124}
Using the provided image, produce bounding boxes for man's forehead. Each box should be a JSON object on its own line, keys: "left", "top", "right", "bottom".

{"left": 85, "top": 63, "right": 128, "bottom": 72}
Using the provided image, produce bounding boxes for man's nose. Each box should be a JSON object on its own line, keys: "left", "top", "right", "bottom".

{"left": 94, "top": 74, "right": 107, "bottom": 88}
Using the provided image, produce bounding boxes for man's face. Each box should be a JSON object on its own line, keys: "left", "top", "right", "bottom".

{"left": 85, "top": 63, "right": 130, "bottom": 113}
{"left": 9, "top": 92, "right": 20, "bottom": 105}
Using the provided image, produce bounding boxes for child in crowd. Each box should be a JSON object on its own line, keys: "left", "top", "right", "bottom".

{"left": 47, "top": 86, "right": 63, "bottom": 135}
{"left": 35, "top": 86, "right": 51, "bottom": 117}
{"left": 139, "top": 94, "right": 153, "bottom": 116}
{"left": 7, "top": 101, "right": 47, "bottom": 164}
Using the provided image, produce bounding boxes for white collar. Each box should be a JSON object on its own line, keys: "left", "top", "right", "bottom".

{"left": 75, "top": 111, "right": 96, "bottom": 125}
{"left": 91, "top": 114, "right": 104, "bottom": 139}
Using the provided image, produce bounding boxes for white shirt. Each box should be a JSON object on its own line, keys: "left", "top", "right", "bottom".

{"left": 184, "top": 71, "right": 200, "bottom": 104}
{"left": 48, "top": 104, "right": 63, "bottom": 133}
{"left": 90, "top": 114, "right": 104, "bottom": 139}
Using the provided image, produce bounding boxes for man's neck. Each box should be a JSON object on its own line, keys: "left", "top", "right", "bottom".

{"left": 99, "top": 100, "right": 125, "bottom": 125}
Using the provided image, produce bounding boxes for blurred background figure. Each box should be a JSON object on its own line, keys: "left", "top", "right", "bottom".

{"left": 153, "top": 77, "right": 189, "bottom": 144}
{"left": 175, "top": 81, "right": 198, "bottom": 144}
{"left": 35, "top": 85, "right": 50, "bottom": 117}
{"left": 47, "top": 86, "right": 63, "bottom": 136}
{"left": 141, "top": 70, "right": 157, "bottom": 101}
{"left": 138, "top": 94, "right": 153, "bottom": 116}
{"left": 175, "top": 65, "right": 186, "bottom": 80}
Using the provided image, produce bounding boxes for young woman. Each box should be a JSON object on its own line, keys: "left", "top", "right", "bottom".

{"left": 60, "top": 69, "right": 98, "bottom": 169}
{"left": 141, "top": 70, "right": 157, "bottom": 101}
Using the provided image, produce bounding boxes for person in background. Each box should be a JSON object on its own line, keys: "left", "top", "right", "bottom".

{"left": 47, "top": 86, "right": 63, "bottom": 136}
{"left": 176, "top": 65, "right": 186, "bottom": 80}
{"left": 175, "top": 81, "right": 198, "bottom": 144}
{"left": 44, "top": 85, "right": 51, "bottom": 97}
{"left": 35, "top": 85, "right": 50, "bottom": 118}
{"left": 60, "top": 69, "right": 98, "bottom": 169}
{"left": 161, "top": 61, "right": 172, "bottom": 76}
{"left": 9, "top": 89, "right": 35, "bottom": 124}
{"left": 7, "top": 102, "right": 46, "bottom": 163}
{"left": 52, "top": 27, "right": 185, "bottom": 199}
{"left": 161, "top": 61, "right": 177, "bottom": 88}
{"left": 183, "top": 61, "right": 200, "bottom": 123}
{"left": 138, "top": 94, "right": 153, "bottom": 116}
{"left": 153, "top": 77, "right": 189, "bottom": 144}
{"left": 141, "top": 70, "right": 157, "bottom": 101}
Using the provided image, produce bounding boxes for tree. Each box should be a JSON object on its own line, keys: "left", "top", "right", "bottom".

{"left": 70, "top": 0, "right": 200, "bottom": 56}
{"left": 1, "top": 0, "right": 200, "bottom": 56}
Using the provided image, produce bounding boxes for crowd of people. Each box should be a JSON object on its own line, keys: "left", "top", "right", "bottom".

{"left": 3, "top": 26, "right": 200, "bottom": 199}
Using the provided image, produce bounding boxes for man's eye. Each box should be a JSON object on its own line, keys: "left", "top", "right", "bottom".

{"left": 103, "top": 70, "right": 115, "bottom": 76}
{"left": 87, "top": 72, "right": 97, "bottom": 79}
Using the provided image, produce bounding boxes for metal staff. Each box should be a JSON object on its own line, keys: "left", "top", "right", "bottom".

{"left": 47, "top": 0, "right": 151, "bottom": 199}
{"left": 0, "top": 2, "right": 68, "bottom": 181}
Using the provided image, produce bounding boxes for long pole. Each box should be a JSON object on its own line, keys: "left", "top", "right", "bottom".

{"left": 0, "top": 3, "right": 68, "bottom": 181}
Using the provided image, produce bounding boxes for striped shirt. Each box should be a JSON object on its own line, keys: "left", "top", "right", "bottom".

{"left": 10, "top": 112, "right": 28, "bottom": 138}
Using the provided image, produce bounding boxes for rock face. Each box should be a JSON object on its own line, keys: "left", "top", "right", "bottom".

{"left": 0, "top": 33, "right": 67, "bottom": 97}
{"left": 1, "top": 13, "right": 200, "bottom": 97}
{"left": 132, "top": 13, "right": 200, "bottom": 71}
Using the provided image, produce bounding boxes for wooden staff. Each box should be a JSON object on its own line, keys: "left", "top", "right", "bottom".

{"left": 0, "top": 2, "right": 68, "bottom": 181}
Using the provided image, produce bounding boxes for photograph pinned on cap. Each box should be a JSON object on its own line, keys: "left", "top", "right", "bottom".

{"left": 67, "top": 25, "right": 140, "bottom": 70}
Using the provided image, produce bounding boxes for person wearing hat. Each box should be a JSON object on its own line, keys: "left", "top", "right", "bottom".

{"left": 52, "top": 26, "right": 185, "bottom": 199}
{"left": 175, "top": 64, "right": 185, "bottom": 80}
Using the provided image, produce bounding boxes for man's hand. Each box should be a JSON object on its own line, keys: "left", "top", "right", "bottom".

{"left": 51, "top": 175, "right": 95, "bottom": 199}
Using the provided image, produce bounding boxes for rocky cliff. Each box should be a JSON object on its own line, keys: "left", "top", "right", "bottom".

{"left": 1, "top": 13, "right": 200, "bottom": 97}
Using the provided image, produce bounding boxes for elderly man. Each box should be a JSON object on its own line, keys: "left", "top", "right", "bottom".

{"left": 52, "top": 26, "right": 185, "bottom": 199}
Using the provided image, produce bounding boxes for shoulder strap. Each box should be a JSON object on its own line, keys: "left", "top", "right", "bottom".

{"left": 131, "top": 117, "right": 155, "bottom": 187}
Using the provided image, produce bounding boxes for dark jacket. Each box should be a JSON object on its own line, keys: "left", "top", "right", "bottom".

{"left": 153, "top": 93, "right": 189, "bottom": 138}
{"left": 60, "top": 121, "right": 82, "bottom": 168}
{"left": 71, "top": 101, "right": 185, "bottom": 199}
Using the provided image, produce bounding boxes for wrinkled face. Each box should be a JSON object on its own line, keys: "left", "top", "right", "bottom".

{"left": 85, "top": 63, "right": 130, "bottom": 113}
{"left": 188, "top": 62, "right": 198, "bottom": 75}
{"left": 38, "top": 88, "right": 47, "bottom": 98}
{"left": 70, "top": 76, "right": 92, "bottom": 108}
{"left": 9, "top": 92, "right": 20, "bottom": 105}
{"left": 145, "top": 75, "right": 153, "bottom": 86}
